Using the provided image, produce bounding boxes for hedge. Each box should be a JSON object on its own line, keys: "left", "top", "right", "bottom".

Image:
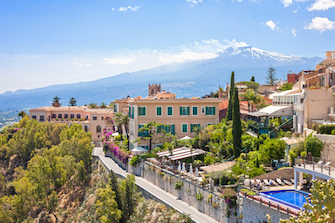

{"left": 319, "top": 124, "right": 335, "bottom": 134}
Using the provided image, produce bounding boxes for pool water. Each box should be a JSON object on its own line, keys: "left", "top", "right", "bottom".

{"left": 260, "top": 190, "right": 310, "bottom": 210}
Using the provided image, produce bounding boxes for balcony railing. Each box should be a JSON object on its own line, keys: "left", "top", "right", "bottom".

{"left": 294, "top": 157, "right": 335, "bottom": 177}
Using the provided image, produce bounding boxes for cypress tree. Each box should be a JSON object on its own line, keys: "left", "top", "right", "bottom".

{"left": 108, "top": 170, "right": 122, "bottom": 210}
{"left": 232, "top": 87, "right": 242, "bottom": 157}
{"left": 226, "top": 71, "right": 235, "bottom": 121}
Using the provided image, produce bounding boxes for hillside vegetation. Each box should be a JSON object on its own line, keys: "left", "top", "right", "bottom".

{"left": 0, "top": 117, "right": 192, "bottom": 223}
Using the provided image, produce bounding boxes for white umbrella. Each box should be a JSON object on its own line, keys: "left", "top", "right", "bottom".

{"left": 182, "top": 162, "right": 186, "bottom": 172}
{"left": 131, "top": 147, "right": 148, "bottom": 155}
{"left": 190, "top": 163, "right": 193, "bottom": 174}
{"left": 178, "top": 162, "right": 181, "bottom": 172}
{"left": 180, "top": 136, "right": 192, "bottom": 140}
{"left": 112, "top": 132, "right": 119, "bottom": 137}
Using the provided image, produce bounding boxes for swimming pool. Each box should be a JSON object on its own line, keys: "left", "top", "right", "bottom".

{"left": 260, "top": 190, "right": 310, "bottom": 210}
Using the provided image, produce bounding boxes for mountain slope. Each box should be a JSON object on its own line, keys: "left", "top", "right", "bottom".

{"left": 0, "top": 46, "right": 322, "bottom": 111}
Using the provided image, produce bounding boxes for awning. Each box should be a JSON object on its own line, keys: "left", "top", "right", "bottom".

{"left": 247, "top": 105, "right": 292, "bottom": 117}
{"left": 156, "top": 147, "right": 206, "bottom": 160}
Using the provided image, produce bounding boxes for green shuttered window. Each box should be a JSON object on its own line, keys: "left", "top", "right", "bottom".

{"left": 167, "top": 107, "right": 173, "bottom": 116}
{"left": 180, "top": 106, "right": 190, "bottom": 116}
{"left": 157, "top": 107, "right": 162, "bottom": 116}
{"left": 182, "top": 124, "right": 187, "bottom": 133}
{"left": 190, "top": 124, "right": 200, "bottom": 132}
{"left": 205, "top": 106, "right": 215, "bottom": 115}
{"left": 192, "top": 107, "right": 198, "bottom": 115}
{"left": 139, "top": 107, "right": 146, "bottom": 116}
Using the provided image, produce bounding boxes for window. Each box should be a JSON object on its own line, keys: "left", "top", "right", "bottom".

{"left": 32, "top": 115, "right": 36, "bottom": 119}
{"left": 70, "top": 114, "right": 75, "bottom": 119}
{"left": 64, "top": 114, "right": 68, "bottom": 118}
{"left": 96, "top": 125, "right": 101, "bottom": 133}
{"left": 192, "top": 106, "right": 198, "bottom": 116}
{"left": 93, "top": 116, "right": 97, "bottom": 120}
{"left": 58, "top": 114, "right": 62, "bottom": 118}
{"left": 101, "top": 116, "right": 104, "bottom": 120}
{"left": 77, "top": 114, "right": 81, "bottom": 118}
{"left": 156, "top": 106, "right": 162, "bottom": 116}
{"left": 180, "top": 106, "right": 190, "bottom": 116}
{"left": 190, "top": 124, "right": 200, "bottom": 133}
{"left": 131, "top": 107, "right": 134, "bottom": 118}
{"left": 207, "top": 123, "right": 214, "bottom": 126}
{"left": 84, "top": 125, "right": 88, "bottom": 132}
{"left": 167, "top": 106, "right": 173, "bottom": 116}
{"left": 138, "top": 125, "right": 148, "bottom": 137}
{"left": 164, "top": 124, "right": 175, "bottom": 135}
{"left": 182, "top": 124, "right": 188, "bottom": 133}
{"left": 141, "top": 145, "right": 149, "bottom": 150}
{"left": 139, "top": 107, "right": 146, "bottom": 116}
{"left": 114, "top": 104, "right": 117, "bottom": 112}
{"left": 201, "top": 106, "right": 205, "bottom": 114}
{"left": 40, "top": 115, "right": 44, "bottom": 122}
{"left": 201, "top": 124, "right": 205, "bottom": 129}
{"left": 52, "top": 114, "right": 56, "bottom": 119}
{"left": 206, "top": 106, "right": 215, "bottom": 115}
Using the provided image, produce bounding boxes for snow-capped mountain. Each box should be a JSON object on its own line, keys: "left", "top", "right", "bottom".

{"left": 0, "top": 46, "right": 322, "bottom": 111}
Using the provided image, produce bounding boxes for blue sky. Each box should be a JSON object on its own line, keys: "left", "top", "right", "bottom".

{"left": 0, "top": 0, "right": 334, "bottom": 93}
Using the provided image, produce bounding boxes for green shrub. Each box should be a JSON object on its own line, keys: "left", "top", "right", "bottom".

{"left": 129, "top": 156, "right": 140, "bottom": 166}
{"left": 331, "top": 129, "right": 335, "bottom": 135}
{"left": 305, "top": 136, "right": 323, "bottom": 157}
{"left": 319, "top": 125, "right": 335, "bottom": 134}
{"left": 195, "top": 190, "right": 204, "bottom": 201}
{"left": 174, "top": 179, "right": 183, "bottom": 190}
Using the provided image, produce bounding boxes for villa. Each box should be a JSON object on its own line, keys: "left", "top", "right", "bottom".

{"left": 29, "top": 105, "right": 114, "bottom": 143}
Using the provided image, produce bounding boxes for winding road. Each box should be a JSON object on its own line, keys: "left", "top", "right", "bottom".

{"left": 93, "top": 147, "right": 219, "bottom": 223}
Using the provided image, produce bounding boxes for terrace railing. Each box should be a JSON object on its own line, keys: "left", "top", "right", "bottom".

{"left": 294, "top": 156, "right": 335, "bottom": 177}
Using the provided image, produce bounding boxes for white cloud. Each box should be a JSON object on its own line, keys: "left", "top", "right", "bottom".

{"left": 223, "top": 39, "right": 248, "bottom": 48}
{"left": 186, "top": 0, "right": 203, "bottom": 7}
{"left": 291, "top": 28, "right": 297, "bottom": 37}
{"left": 86, "top": 64, "right": 92, "bottom": 67}
{"left": 265, "top": 20, "right": 277, "bottom": 30}
{"left": 292, "top": 6, "right": 300, "bottom": 12}
{"left": 73, "top": 61, "right": 83, "bottom": 66}
{"left": 119, "top": 6, "right": 141, "bottom": 12}
{"left": 307, "top": 0, "right": 335, "bottom": 11}
{"left": 159, "top": 51, "right": 218, "bottom": 64}
{"left": 305, "top": 17, "right": 335, "bottom": 33}
{"left": 112, "top": 8, "right": 115, "bottom": 11}
{"left": 103, "top": 57, "right": 135, "bottom": 65}
{"left": 280, "top": 0, "right": 308, "bottom": 7}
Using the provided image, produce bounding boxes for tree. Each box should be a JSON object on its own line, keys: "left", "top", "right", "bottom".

{"left": 241, "top": 89, "right": 257, "bottom": 112}
{"left": 232, "top": 87, "right": 242, "bottom": 158}
{"left": 266, "top": 67, "right": 278, "bottom": 86}
{"left": 281, "top": 179, "right": 335, "bottom": 223}
{"left": 278, "top": 83, "right": 294, "bottom": 91}
{"left": 259, "top": 139, "right": 286, "bottom": 164}
{"left": 69, "top": 97, "right": 77, "bottom": 106}
{"left": 95, "top": 185, "right": 122, "bottom": 223}
{"left": 52, "top": 96, "right": 60, "bottom": 103}
{"left": 113, "top": 113, "right": 125, "bottom": 140}
{"left": 88, "top": 103, "right": 97, "bottom": 108}
{"left": 251, "top": 76, "right": 255, "bottom": 82}
{"left": 122, "top": 175, "right": 135, "bottom": 222}
{"left": 109, "top": 170, "right": 122, "bottom": 210}
{"left": 305, "top": 136, "right": 323, "bottom": 157}
{"left": 138, "top": 121, "right": 164, "bottom": 151}
{"left": 100, "top": 103, "right": 107, "bottom": 108}
{"left": 18, "top": 111, "right": 26, "bottom": 120}
{"left": 226, "top": 71, "right": 235, "bottom": 121}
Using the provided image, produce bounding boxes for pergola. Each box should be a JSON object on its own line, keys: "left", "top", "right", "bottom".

{"left": 156, "top": 147, "right": 206, "bottom": 161}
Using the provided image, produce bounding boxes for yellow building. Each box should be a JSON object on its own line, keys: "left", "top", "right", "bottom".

{"left": 120, "top": 91, "right": 220, "bottom": 150}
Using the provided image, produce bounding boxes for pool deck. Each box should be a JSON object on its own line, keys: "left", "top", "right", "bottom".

{"left": 294, "top": 163, "right": 335, "bottom": 179}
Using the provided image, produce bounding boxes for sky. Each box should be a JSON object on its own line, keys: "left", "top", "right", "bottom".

{"left": 0, "top": 0, "right": 334, "bottom": 94}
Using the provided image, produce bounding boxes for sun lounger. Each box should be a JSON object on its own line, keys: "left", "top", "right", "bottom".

{"left": 255, "top": 179, "right": 263, "bottom": 190}
{"left": 324, "top": 162, "right": 334, "bottom": 171}
{"left": 276, "top": 178, "right": 285, "bottom": 186}
{"left": 315, "top": 160, "right": 323, "bottom": 167}
{"left": 290, "top": 179, "right": 295, "bottom": 184}
{"left": 263, "top": 179, "right": 270, "bottom": 186}
{"left": 283, "top": 179, "right": 292, "bottom": 185}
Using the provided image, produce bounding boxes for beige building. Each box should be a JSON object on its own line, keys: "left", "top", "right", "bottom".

{"left": 123, "top": 92, "right": 220, "bottom": 150}
{"left": 29, "top": 106, "right": 114, "bottom": 143}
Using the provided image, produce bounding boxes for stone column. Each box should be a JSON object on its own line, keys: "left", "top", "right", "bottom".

{"left": 294, "top": 170, "right": 297, "bottom": 190}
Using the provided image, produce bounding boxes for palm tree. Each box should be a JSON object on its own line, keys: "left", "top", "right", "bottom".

{"left": 100, "top": 103, "right": 107, "bottom": 108}
{"left": 52, "top": 96, "right": 60, "bottom": 103}
{"left": 88, "top": 103, "right": 97, "bottom": 109}
{"left": 69, "top": 97, "right": 77, "bottom": 106}
{"left": 241, "top": 89, "right": 257, "bottom": 112}
{"left": 112, "top": 113, "right": 125, "bottom": 140}
{"left": 18, "top": 111, "right": 27, "bottom": 120}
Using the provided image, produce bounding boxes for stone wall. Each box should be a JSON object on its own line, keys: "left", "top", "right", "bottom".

{"left": 105, "top": 150, "right": 128, "bottom": 171}
{"left": 241, "top": 196, "right": 291, "bottom": 223}
{"left": 142, "top": 161, "right": 237, "bottom": 223}
{"left": 315, "top": 134, "right": 335, "bottom": 164}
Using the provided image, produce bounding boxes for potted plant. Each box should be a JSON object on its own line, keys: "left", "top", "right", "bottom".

{"left": 52, "top": 96, "right": 61, "bottom": 107}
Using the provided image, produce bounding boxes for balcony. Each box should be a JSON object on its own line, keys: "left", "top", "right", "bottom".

{"left": 293, "top": 103, "right": 303, "bottom": 111}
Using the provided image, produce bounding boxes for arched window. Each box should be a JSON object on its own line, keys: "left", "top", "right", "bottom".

{"left": 84, "top": 125, "right": 88, "bottom": 132}
{"left": 96, "top": 125, "right": 101, "bottom": 133}
{"left": 151, "top": 89, "right": 155, "bottom": 95}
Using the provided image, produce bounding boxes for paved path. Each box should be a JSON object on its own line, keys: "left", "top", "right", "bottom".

{"left": 93, "top": 147, "right": 219, "bottom": 223}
